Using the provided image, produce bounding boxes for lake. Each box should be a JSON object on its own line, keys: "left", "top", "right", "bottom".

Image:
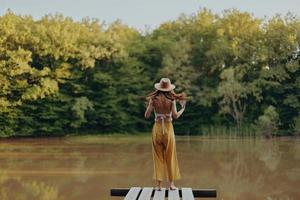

{"left": 0, "top": 135, "right": 299, "bottom": 200}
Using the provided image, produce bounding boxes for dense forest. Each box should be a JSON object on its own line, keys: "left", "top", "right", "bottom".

{"left": 0, "top": 9, "right": 300, "bottom": 137}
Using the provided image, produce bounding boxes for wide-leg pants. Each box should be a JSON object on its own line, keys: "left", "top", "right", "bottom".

{"left": 151, "top": 121, "right": 181, "bottom": 181}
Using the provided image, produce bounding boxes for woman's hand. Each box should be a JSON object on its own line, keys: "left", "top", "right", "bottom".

{"left": 179, "top": 99, "right": 186, "bottom": 109}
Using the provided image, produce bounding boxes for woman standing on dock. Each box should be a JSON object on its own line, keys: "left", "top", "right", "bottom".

{"left": 144, "top": 78, "right": 186, "bottom": 191}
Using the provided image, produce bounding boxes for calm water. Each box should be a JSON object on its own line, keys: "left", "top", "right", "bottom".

{"left": 0, "top": 135, "right": 299, "bottom": 200}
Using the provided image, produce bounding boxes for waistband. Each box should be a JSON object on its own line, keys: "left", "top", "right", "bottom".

{"left": 154, "top": 113, "right": 173, "bottom": 135}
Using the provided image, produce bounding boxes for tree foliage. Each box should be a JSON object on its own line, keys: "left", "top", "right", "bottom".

{"left": 0, "top": 9, "right": 300, "bottom": 137}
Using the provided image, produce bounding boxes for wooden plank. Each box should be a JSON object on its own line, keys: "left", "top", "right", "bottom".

{"left": 111, "top": 188, "right": 129, "bottom": 196}
{"left": 124, "top": 187, "right": 141, "bottom": 200}
{"left": 182, "top": 188, "right": 194, "bottom": 200}
{"left": 192, "top": 189, "right": 217, "bottom": 198}
{"left": 168, "top": 188, "right": 180, "bottom": 200}
{"left": 153, "top": 187, "right": 166, "bottom": 200}
{"left": 138, "top": 187, "right": 153, "bottom": 200}
{"left": 110, "top": 188, "right": 217, "bottom": 198}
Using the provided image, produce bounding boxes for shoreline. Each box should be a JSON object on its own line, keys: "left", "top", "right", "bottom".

{"left": 0, "top": 133, "right": 299, "bottom": 141}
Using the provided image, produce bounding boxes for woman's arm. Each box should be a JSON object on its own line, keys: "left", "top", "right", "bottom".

{"left": 172, "top": 100, "right": 186, "bottom": 119}
{"left": 144, "top": 98, "right": 154, "bottom": 119}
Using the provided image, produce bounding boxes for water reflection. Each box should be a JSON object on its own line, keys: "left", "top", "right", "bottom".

{"left": 0, "top": 136, "right": 299, "bottom": 200}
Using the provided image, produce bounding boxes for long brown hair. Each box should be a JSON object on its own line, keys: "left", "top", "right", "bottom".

{"left": 145, "top": 90, "right": 187, "bottom": 102}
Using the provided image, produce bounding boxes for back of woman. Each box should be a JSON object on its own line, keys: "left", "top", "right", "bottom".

{"left": 152, "top": 93, "right": 173, "bottom": 114}
{"left": 144, "top": 78, "right": 187, "bottom": 191}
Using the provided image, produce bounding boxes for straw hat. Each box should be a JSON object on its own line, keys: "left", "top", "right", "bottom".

{"left": 154, "top": 78, "right": 175, "bottom": 91}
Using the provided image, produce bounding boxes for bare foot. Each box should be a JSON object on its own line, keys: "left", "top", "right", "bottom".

{"left": 155, "top": 181, "right": 162, "bottom": 191}
{"left": 168, "top": 181, "right": 177, "bottom": 190}
{"left": 169, "top": 185, "right": 177, "bottom": 190}
{"left": 154, "top": 186, "right": 162, "bottom": 191}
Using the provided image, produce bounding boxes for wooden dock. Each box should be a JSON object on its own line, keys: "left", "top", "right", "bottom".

{"left": 111, "top": 187, "right": 217, "bottom": 199}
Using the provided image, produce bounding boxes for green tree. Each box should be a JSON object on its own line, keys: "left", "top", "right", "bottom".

{"left": 255, "top": 105, "right": 280, "bottom": 138}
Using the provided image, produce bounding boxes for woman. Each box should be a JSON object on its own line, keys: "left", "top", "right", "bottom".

{"left": 144, "top": 78, "right": 187, "bottom": 191}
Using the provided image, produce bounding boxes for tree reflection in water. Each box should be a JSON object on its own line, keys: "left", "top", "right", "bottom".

{"left": 0, "top": 173, "right": 61, "bottom": 200}
{"left": 0, "top": 136, "right": 299, "bottom": 200}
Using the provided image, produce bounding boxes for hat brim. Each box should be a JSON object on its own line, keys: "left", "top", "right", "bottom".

{"left": 154, "top": 83, "right": 175, "bottom": 91}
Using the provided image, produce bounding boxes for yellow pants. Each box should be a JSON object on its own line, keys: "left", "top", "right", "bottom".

{"left": 151, "top": 121, "right": 181, "bottom": 181}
